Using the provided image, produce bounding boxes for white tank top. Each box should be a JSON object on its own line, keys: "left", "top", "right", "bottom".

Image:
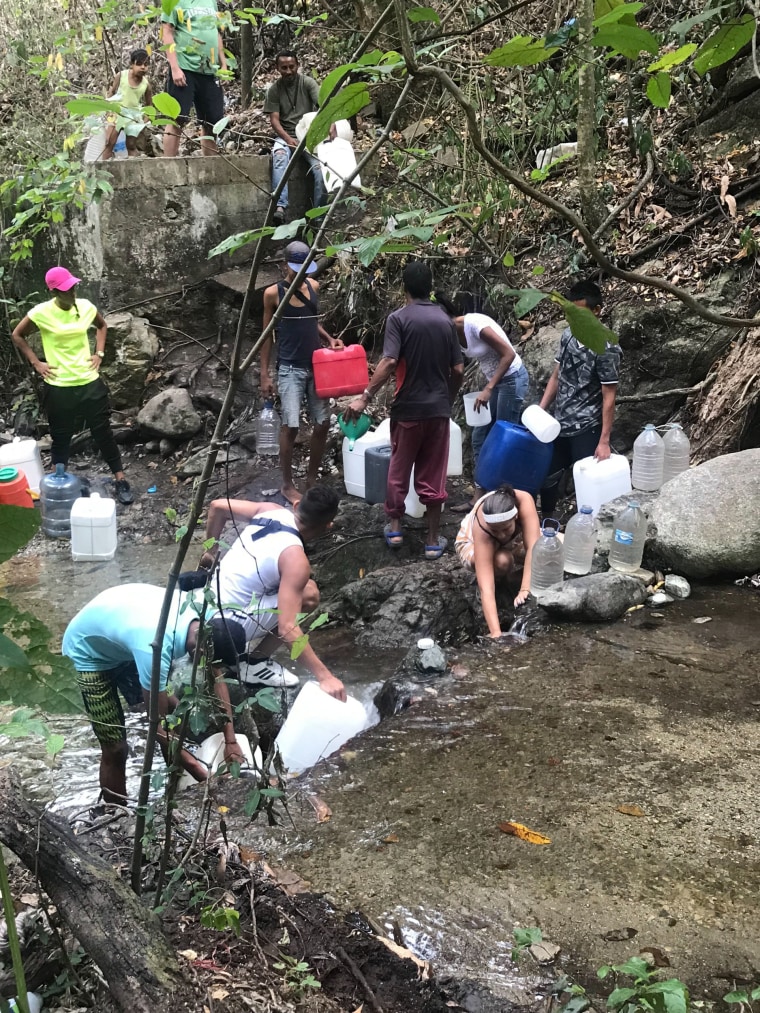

{"left": 463, "top": 313, "right": 522, "bottom": 380}
{"left": 217, "top": 508, "right": 302, "bottom": 607}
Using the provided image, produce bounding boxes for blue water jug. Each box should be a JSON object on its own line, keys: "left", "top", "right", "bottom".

{"left": 39, "top": 463, "right": 82, "bottom": 538}
{"left": 475, "top": 421, "right": 553, "bottom": 494}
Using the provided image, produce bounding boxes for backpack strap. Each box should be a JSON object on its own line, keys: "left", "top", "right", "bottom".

{"left": 248, "top": 516, "right": 303, "bottom": 545}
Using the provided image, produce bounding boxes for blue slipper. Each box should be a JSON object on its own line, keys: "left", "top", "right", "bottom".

{"left": 424, "top": 536, "right": 448, "bottom": 560}
{"left": 383, "top": 523, "right": 404, "bottom": 548}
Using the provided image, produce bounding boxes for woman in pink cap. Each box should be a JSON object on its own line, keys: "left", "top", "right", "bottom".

{"left": 11, "top": 267, "right": 133, "bottom": 504}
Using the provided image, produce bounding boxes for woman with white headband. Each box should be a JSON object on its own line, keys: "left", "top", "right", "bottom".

{"left": 455, "top": 484, "right": 540, "bottom": 636}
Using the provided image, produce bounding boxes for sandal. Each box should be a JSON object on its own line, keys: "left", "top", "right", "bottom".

{"left": 424, "top": 536, "right": 448, "bottom": 560}
{"left": 383, "top": 522, "right": 404, "bottom": 548}
{"left": 450, "top": 500, "right": 475, "bottom": 514}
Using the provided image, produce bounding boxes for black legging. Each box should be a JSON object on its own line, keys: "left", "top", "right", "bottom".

{"left": 539, "top": 424, "right": 602, "bottom": 517}
{"left": 43, "top": 378, "right": 123, "bottom": 474}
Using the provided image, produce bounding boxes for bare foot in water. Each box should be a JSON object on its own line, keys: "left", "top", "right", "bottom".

{"left": 281, "top": 484, "right": 301, "bottom": 506}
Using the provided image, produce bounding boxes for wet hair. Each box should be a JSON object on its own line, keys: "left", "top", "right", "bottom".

{"left": 482, "top": 484, "right": 517, "bottom": 517}
{"left": 295, "top": 485, "right": 340, "bottom": 528}
{"left": 567, "top": 279, "right": 603, "bottom": 309}
{"left": 276, "top": 50, "right": 299, "bottom": 64}
{"left": 433, "top": 291, "right": 459, "bottom": 317}
{"left": 403, "top": 262, "right": 433, "bottom": 300}
{"left": 130, "top": 49, "right": 149, "bottom": 65}
{"left": 208, "top": 617, "right": 246, "bottom": 668}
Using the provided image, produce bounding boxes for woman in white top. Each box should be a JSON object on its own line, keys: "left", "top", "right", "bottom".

{"left": 436, "top": 293, "right": 530, "bottom": 506}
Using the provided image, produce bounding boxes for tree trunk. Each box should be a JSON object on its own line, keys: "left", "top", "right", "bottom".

{"left": 0, "top": 770, "right": 181, "bottom": 1012}
{"left": 577, "top": 0, "right": 605, "bottom": 232}
{"left": 240, "top": 21, "right": 254, "bottom": 109}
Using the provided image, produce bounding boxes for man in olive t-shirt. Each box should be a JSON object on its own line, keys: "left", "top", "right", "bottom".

{"left": 263, "top": 50, "right": 332, "bottom": 222}
{"left": 161, "top": 0, "right": 228, "bottom": 156}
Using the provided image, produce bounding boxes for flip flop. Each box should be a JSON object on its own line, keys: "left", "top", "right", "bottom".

{"left": 424, "top": 536, "right": 448, "bottom": 560}
{"left": 383, "top": 522, "right": 404, "bottom": 548}
{"left": 450, "top": 500, "right": 475, "bottom": 514}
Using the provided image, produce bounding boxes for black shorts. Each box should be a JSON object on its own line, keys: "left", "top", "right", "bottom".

{"left": 166, "top": 69, "right": 224, "bottom": 129}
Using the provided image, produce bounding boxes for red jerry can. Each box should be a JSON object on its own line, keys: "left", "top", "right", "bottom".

{"left": 312, "top": 345, "right": 369, "bottom": 398}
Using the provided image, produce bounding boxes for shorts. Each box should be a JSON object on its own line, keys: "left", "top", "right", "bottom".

{"left": 76, "top": 662, "right": 143, "bottom": 746}
{"left": 216, "top": 602, "right": 279, "bottom": 650}
{"left": 165, "top": 69, "right": 224, "bottom": 129}
{"left": 277, "top": 364, "right": 330, "bottom": 429}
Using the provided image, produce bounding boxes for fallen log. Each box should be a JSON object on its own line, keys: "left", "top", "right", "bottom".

{"left": 0, "top": 769, "right": 182, "bottom": 1011}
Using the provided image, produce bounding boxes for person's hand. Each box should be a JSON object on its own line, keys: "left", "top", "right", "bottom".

{"left": 34, "top": 361, "right": 54, "bottom": 379}
{"left": 90, "top": 354, "right": 102, "bottom": 372}
{"left": 343, "top": 394, "right": 367, "bottom": 422}
{"left": 319, "top": 674, "right": 346, "bottom": 702}
{"left": 329, "top": 338, "right": 345, "bottom": 350}
{"left": 223, "top": 739, "right": 246, "bottom": 767}
{"left": 171, "top": 66, "right": 187, "bottom": 87}
{"left": 513, "top": 587, "right": 531, "bottom": 607}
{"left": 488, "top": 630, "right": 504, "bottom": 639}
{"left": 475, "top": 388, "right": 491, "bottom": 411}
{"left": 286, "top": 134, "right": 298, "bottom": 148}
{"left": 261, "top": 374, "right": 274, "bottom": 398}
{"left": 199, "top": 548, "right": 217, "bottom": 572}
{"left": 594, "top": 439, "right": 611, "bottom": 461}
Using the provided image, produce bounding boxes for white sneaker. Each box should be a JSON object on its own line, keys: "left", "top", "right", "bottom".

{"left": 239, "top": 657, "right": 299, "bottom": 689}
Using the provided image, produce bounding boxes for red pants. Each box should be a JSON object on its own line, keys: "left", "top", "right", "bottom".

{"left": 385, "top": 418, "right": 450, "bottom": 520}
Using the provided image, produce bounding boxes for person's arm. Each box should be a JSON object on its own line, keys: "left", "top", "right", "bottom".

{"left": 539, "top": 363, "right": 560, "bottom": 411}
{"left": 345, "top": 355, "right": 397, "bottom": 419}
{"left": 474, "top": 326, "right": 516, "bottom": 409}
{"left": 260, "top": 285, "right": 278, "bottom": 398}
{"left": 142, "top": 687, "right": 210, "bottom": 781}
{"left": 90, "top": 311, "right": 107, "bottom": 372}
{"left": 201, "top": 498, "right": 272, "bottom": 568}
{"left": 472, "top": 516, "right": 502, "bottom": 638}
{"left": 11, "top": 316, "right": 54, "bottom": 379}
{"left": 595, "top": 383, "right": 617, "bottom": 460}
{"left": 210, "top": 665, "right": 244, "bottom": 765}
{"left": 269, "top": 111, "right": 297, "bottom": 147}
{"left": 449, "top": 361, "right": 464, "bottom": 403}
{"left": 514, "top": 490, "right": 541, "bottom": 606}
{"left": 217, "top": 32, "right": 227, "bottom": 72}
{"left": 161, "top": 22, "right": 186, "bottom": 87}
{"left": 277, "top": 548, "right": 346, "bottom": 700}
{"left": 142, "top": 82, "right": 153, "bottom": 107}
{"left": 106, "top": 72, "right": 121, "bottom": 98}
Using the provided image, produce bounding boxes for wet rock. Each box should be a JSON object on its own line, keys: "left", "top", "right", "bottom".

{"left": 538, "top": 572, "right": 648, "bottom": 622}
{"left": 100, "top": 313, "right": 160, "bottom": 409}
{"left": 394, "top": 641, "right": 447, "bottom": 679}
{"left": 159, "top": 438, "right": 176, "bottom": 457}
{"left": 649, "top": 449, "right": 760, "bottom": 577}
{"left": 177, "top": 443, "right": 248, "bottom": 477}
{"left": 137, "top": 389, "right": 202, "bottom": 439}
{"left": 664, "top": 574, "right": 691, "bottom": 598}
{"left": 144, "top": 440, "right": 160, "bottom": 454}
{"left": 648, "top": 591, "right": 674, "bottom": 606}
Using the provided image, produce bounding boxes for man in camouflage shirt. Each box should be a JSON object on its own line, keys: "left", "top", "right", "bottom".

{"left": 538, "top": 280, "right": 621, "bottom": 518}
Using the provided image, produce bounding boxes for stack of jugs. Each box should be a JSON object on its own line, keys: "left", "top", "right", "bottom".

{"left": 663, "top": 423, "right": 690, "bottom": 483}
{"left": 632, "top": 424, "right": 664, "bottom": 491}
{"left": 529, "top": 519, "right": 565, "bottom": 600}
{"left": 39, "top": 463, "right": 82, "bottom": 538}
{"left": 0, "top": 467, "right": 34, "bottom": 509}
{"left": 0, "top": 437, "right": 44, "bottom": 494}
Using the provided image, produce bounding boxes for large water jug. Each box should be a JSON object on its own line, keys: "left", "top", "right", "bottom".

{"left": 572, "top": 454, "right": 631, "bottom": 517}
{"left": 447, "top": 419, "right": 463, "bottom": 476}
{"left": 0, "top": 467, "right": 34, "bottom": 509}
{"left": 521, "top": 404, "right": 561, "bottom": 443}
{"left": 663, "top": 423, "right": 690, "bottom": 483}
{"left": 255, "top": 401, "right": 281, "bottom": 456}
{"left": 39, "top": 464, "right": 82, "bottom": 538}
{"left": 530, "top": 520, "right": 565, "bottom": 600}
{"left": 275, "top": 681, "right": 369, "bottom": 774}
{"left": 0, "top": 437, "right": 44, "bottom": 494}
{"left": 365, "top": 444, "right": 392, "bottom": 505}
{"left": 476, "top": 421, "right": 553, "bottom": 495}
{"left": 632, "top": 424, "right": 664, "bottom": 491}
{"left": 8, "top": 993, "right": 42, "bottom": 1013}
{"left": 563, "top": 505, "right": 596, "bottom": 575}
{"left": 608, "top": 499, "right": 647, "bottom": 573}
{"left": 342, "top": 428, "right": 391, "bottom": 498}
{"left": 70, "top": 492, "right": 118, "bottom": 561}
{"left": 404, "top": 467, "right": 426, "bottom": 518}
{"left": 178, "top": 732, "right": 261, "bottom": 791}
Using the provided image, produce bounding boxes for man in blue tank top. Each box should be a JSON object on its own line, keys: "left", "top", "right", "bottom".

{"left": 260, "top": 241, "right": 343, "bottom": 504}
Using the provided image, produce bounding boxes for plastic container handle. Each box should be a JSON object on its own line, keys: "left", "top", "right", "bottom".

{"left": 541, "top": 517, "right": 561, "bottom": 534}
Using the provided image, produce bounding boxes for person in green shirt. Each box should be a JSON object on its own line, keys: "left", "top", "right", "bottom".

{"left": 102, "top": 49, "right": 153, "bottom": 160}
{"left": 11, "top": 266, "right": 134, "bottom": 505}
{"left": 263, "top": 50, "right": 333, "bottom": 223}
{"left": 160, "top": 0, "right": 228, "bottom": 156}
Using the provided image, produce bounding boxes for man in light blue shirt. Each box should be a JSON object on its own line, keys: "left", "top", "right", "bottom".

{"left": 63, "top": 583, "right": 246, "bottom": 804}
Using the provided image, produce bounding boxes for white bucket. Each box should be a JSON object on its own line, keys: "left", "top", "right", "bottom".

{"left": 463, "top": 391, "right": 491, "bottom": 427}
{"left": 275, "top": 681, "right": 369, "bottom": 774}
{"left": 179, "top": 732, "right": 261, "bottom": 791}
{"left": 521, "top": 404, "right": 561, "bottom": 443}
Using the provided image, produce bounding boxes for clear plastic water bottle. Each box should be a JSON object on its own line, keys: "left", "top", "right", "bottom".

{"left": 529, "top": 519, "right": 565, "bottom": 600}
{"left": 255, "top": 400, "right": 281, "bottom": 456}
{"left": 608, "top": 499, "right": 647, "bottom": 573}
{"left": 563, "top": 505, "right": 596, "bottom": 575}
{"left": 39, "top": 463, "right": 82, "bottom": 539}
{"left": 662, "top": 423, "right": 690, "bottom": 483}
{"left": 631, "top": 424, "right": 664, "bottom": 491}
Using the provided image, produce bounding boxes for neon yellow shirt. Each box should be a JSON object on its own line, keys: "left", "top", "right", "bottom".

{"left": 26, "top": 298, "right": 99, "bottom": 387}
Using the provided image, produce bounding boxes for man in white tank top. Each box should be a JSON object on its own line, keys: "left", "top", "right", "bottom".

{"left": 200, "top": 486, "right": 346, "bottom": 701}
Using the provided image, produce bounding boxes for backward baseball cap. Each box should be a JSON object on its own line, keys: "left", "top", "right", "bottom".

{"left": 285, "top": 240, "right": 317, "bottom": 274}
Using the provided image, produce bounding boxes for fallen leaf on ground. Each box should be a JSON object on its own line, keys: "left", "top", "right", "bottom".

{"left": 383, "top": 832, "right": 400, "bottom": 843}
{"left": 529, "top": 941, "right": 561, "bottom": 963}
{"left": 179, "top": 949, "right": 198, "bottom": 960}
{"left": 693, "top": 616, "right": 712, "bottom": 624}
{"left": 239, "top": 845, "right": 262, "bottom": 864}
{"left": 262, "top": 862, "right": 310, "bottom": 895}
{"left": 616, "top": 804, "right": 645, "bottom": 817}
{"left": 498, "top": 821, "right": 551, "bottom": 845}
{"left": 375, "top": 936, "right": 432, "bottom": 979}
{"left": 211, "top": 988, "right": 229, "bottom": 1000}
{"left": 307, "top": 794, "right": 332, "bottom": 823}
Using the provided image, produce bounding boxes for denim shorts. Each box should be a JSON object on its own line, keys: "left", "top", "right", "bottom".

{"left": 277, "top": 364, "right": 330, "bottom": 428}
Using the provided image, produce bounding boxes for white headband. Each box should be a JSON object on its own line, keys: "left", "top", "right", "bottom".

{"left": 482, "top": 506, "right": 517, "bottom": 523}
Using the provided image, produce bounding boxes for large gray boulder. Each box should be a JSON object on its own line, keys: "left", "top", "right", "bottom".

{"left": 101, "top": 312, "right": 159, "bottom": 409}
{"left": 538, "top": 572, "right": 647, "bottom": 621}
{"left": 137, "top": 389, "right": 202, "bottom": 439}
{"left": 648, "top": 450, "right": 760, "bottom": 577}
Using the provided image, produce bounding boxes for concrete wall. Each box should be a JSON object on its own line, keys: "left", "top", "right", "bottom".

{"left": 53, "top": 153, "right": 309, "bottom": 309}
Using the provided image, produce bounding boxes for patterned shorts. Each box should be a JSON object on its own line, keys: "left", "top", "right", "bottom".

{"left": 76, "top": 662, "right": 143, "bottom": 746}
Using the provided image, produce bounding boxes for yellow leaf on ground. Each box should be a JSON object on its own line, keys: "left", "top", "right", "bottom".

{"left": 179, "top": 949, "right": 198, "bottom": 960}
{"left": 616, "top": 804, "right": 645, "bottom": 817}
{"left": 498, "top": 821, "right": 551, "bottom": 845}
{"left": 383, "top": 832, "right": 400, "bottom": 844}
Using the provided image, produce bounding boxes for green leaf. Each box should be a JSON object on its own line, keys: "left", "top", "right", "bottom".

{"left": 46, "top": 733, "right": 66, "bottom": 759}
{"left": 671, "top": 4, "right": 731, "bottom": 39}
{"left": 551, "top": 294, "right": 619, "bottom": 353}
{"left": 750, "top": 988, "right": 760, "bottom": 1002}
{"left": 0, "top": 632, "right": 30, "bottom": 670}
{"left": 254, "top": 687, "right": 282, "bottom": 713}
{"left": 693, "top": 15, "right": 756, "bottom": 76}
{"left": 207, "top": 227, "right": 272, "bottom": 258}
{"left": 0, "top": 504, "right": 40, "bottom": 565}
{"left": 244, "top": 788, "right": 261, "bottom": 816}
{"left": 562, "top": 999, "right": 591, "bottom": 1013}
{"left": 290, "top": 633, "right": 309, "bottom": 660}
{"left": 152, "top": 92, "right": 181, "bottom": 119}
{"left": 647, "top": 43, "right": 697, "bottom": 71}
{"left": 273, "top": 218, "right": 306, "bottom": 240}
{"left": 162, "top": 0, "right": 180, "bottom": 14}
{"left": 513, "top": 926, "right": 543, "bottom": 947}
{"left": 646, "top": 71, "right": 671, "bottom": 107}
{"left": 407, "top": 6, "right": 440, "bottom": 23}
{"left": 502, "top": 252, "right": 515, "bottom": 267}
{"left": 485, "top": 35, "right": 559, "bottom": 68}
{"left": 593, "top": 23, "right": 660, "bottom": 58}
{"left": 65, "top": 97, "right": 122, "bottom": 116}
{"left": 593, "top": 2, "right": 643, "bottom": 26}
{"left": 594, "top": 0, "right": 625, "bottom": 18}
{"left": 212, "top": 115, "right": 229, "bottom": 135}
{"left": 305, "top": 83, "right": 370, "bottom": 150}
{"left": 499, "top": 287, "right": 547, "bottom": 316}
{"left": 308, "top": 612, "right": 330, "bottom": 631}
{"left": 532, "top": 265, "right": 545, "bottom": 276}
{"left": 611, "top": 957, "right": 651, "bottom": 978}
{"left": 608, "top": 988, "right": 638, "bottom": 1009}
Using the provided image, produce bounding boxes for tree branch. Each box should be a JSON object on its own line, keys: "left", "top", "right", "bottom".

{"left": 593, "top": 152, "right": 655, "bottom": 242}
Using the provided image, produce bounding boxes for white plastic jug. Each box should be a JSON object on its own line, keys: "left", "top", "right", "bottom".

{"left": 404, "top": 470, "right": 426, "bottom": 518}
{"left": 179, "top": 732, "right": 261, "bottom": 791}
{"left": 521, "top": 404, "right": 561, "bottom": 443}
{"left": 275, "top": 681, "right": 369, "bottom": 774}
{"left": 572, "top": 454, "right": 632, "bottom": 517}
{"left": 447, "top": 418, "right": 463, "bottom": 476}
{"left": 70, "top": 493, "right": 117, "bottom": 561}
{"left": 0, "top": 437, "right": 44, "bottom": 494}
{"left": 463, "top": 392, "right": 491, "bottom": 427}
{"left": 8, "top": 993, "right": 42, "bottom": 1013}
{"left": 632, "top": 424, "right": 664, "bottom": 491}
{"left": 342, "top": 429, "right": 392, "bottom": 498}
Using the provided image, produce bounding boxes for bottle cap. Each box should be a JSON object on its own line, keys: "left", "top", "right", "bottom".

{"left": 628, "top": 499, "right": 640, "bottom": 508}
{"left": 0, "top": 467, "right": 19, "bottom": 482}
{"left": 417, "top": 638, "right": 434, "bottom": 650}
{"left": 644, "top": 423, "right": 656, "bottom": 430}
{"left": 580, "top": 505, "right": 593, "bottom": 513}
